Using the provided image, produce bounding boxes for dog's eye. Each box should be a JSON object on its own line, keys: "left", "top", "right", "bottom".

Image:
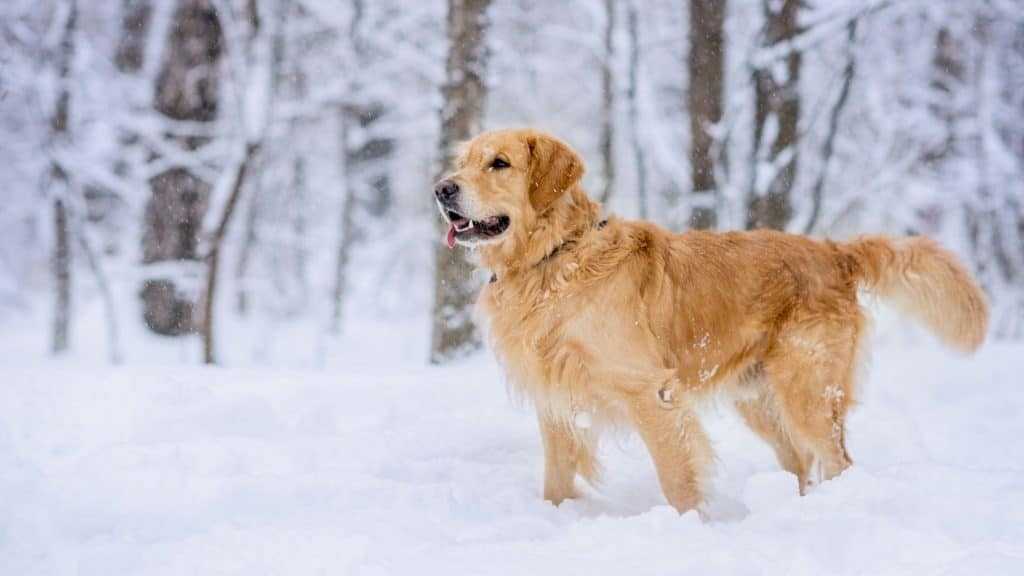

{"left": 489, "top": 157, "right": 510, "bottom": 170}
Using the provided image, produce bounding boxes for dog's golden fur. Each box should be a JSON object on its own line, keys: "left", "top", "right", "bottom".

{"left": 439, "top": 128, "right": 989, "bottom": 514}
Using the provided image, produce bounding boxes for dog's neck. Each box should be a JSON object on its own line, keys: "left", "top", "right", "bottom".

{"left": 479, "top": 186, "right": 602, "bottom": 279}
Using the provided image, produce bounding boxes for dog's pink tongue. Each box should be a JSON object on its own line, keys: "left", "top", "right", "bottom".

{"left": 446, "top": 225, "right": 457, "bottom": 249}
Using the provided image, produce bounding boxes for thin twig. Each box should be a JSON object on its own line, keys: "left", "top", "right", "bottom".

{"left": 804, "top": 21, "right": 858, "bottom": 235}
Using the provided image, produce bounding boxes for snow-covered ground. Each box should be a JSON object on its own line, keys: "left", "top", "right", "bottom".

{"left": 2, "top": 310, "right": 1024, "bottom": 575}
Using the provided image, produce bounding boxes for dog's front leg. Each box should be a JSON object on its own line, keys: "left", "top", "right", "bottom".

{"left": 537, "top": 410, "right": 581, "bottom": 505}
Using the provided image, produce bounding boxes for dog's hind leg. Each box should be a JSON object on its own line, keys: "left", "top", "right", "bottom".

{"left": 735, "top": 386, "right": 813, "bottom": 494}
{"left": 762, "top": 319, "right": 860, "bottom": 493}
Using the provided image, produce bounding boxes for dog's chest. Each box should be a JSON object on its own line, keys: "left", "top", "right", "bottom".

{"left": 483, "top": 283, "right": 566, "bottom": 355}
{"left": 479, "top": 279, "right": 592, "bottom": 392}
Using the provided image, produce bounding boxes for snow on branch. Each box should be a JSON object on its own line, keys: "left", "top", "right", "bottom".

{"left": 751, "top": 0, "right": 896, "bottom": 70}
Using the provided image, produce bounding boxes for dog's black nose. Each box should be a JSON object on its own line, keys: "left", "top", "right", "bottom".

{"left": 434, "top": 179, "right": 459, "bottom": 203}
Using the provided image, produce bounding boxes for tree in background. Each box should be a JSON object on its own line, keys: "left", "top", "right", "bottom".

{"left": 746, "top": 0, "right": 801, "bottom": 231}
{"left": 597, "top": 0, "right": 616, "bottom": 205}
{"left": 3, "top": 0, "right": 1024, "bottom": 365}
{"left": 141, "top": 0, "right": 222, "bottom": 336}
{"left": 686, "top": 0, "right": 725, "bottom": 230}
{"left": 48, "top": 0, "right": 78, "bottom": 354}
{"left": 939, "top": 8, "right": 1024, "bottom": 336}
{"left": 115, "top": 0, "right": 151, "bottom": 73}
{"left": 333, "top": 0, "right": 397, "bottom": 334}
{"left": 625, "top": 0, "right": 648, "bottom": 221}
{"left": 802, "top": 20, "right": 857, "bottom": 235}
{"left": 431, "top": 0, "right": 492, "bottom": 364}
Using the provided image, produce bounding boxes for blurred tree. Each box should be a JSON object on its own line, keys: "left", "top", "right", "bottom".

{"left": 6, "top": 0, "right": 1024, "bottom": 365}
{"left": 687, "top": 0, "right": 725, "bottom": 230}
{"left": 333, "top": 0, "right": 389, "bottom": 335}
{"left": 141, "top": 0, "right": 222, "bottom": 336}
{"left": 199, "top": 0, "right": 281, "bottom": 364}
{"left": 746, "top": 0, "right": 801, "bottom": 231}
{"left": 115, "top": 0, "right": 151, "bottom": 73}
{"left": 960, "top": 13, "right": 1024, "bottom": 336}
{"left": 431, "top": 0, "right": 492, "bottom": 364}
{"left": 49, "top": 0, "right": 77, "bottom": 354}
{"left": 803, "top": 21, "right": 857, "bottom": 235}
{"left": 626, "top": 0, "right": 647, "bottom": 220}
{"left": 598, "top": 0, "right": 616, "bottom": 204}
{"left": 336, "top": 1, "right": 399, "bottom": 332}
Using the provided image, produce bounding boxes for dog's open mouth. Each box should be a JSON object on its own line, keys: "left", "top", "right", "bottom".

{"left": 443, "top": 209, "right": 510, "bottom": 249}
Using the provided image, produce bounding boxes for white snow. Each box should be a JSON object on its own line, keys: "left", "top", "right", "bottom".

{"left": 2, "top": 320, "right": 1024, "bottom": 574}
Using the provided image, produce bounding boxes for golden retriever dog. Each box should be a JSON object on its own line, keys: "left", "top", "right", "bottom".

{"left": 434, "top": 128, "right": 989, "bottom": 515}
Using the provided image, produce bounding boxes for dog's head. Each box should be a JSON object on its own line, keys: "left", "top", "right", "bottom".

{"left": 434, "top": 129, "right": 586, "bottom": 259}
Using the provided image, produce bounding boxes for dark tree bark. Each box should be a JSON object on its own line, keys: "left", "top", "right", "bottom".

{"left": 115, "top": 0, "right": 152, "bottom": 73}
{"left": 50, "top": 0, "right": 77, "bottom": 355}
{"left": 52, "top": 198, "right": 72, "bottom": 354}
{"left": 113, "top": 0, "right": 152, "bottom": 238}
{"left": 687, "top": 0, "right": 725, "bottom": 230}
{"left": 746, "top": 0, "right": 801, "bottom": 231}
{"left": 153, "top": 0, "right": 221, "bottom": 123}
{"left": 142, "top": 0, "right": 222, "bottom": 337}
{"left": 598, "top": 0, "right": 616, "bottom": 204}
{"left": 923, "top": 27, "right": 965, "bottom": 168}
{"left": 430, "top": 0, "right": 492, "bottom": 364}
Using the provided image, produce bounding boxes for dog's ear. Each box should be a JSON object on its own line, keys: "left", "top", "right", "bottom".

{"left": 527, "top": 132, "right": 584, "bottom": 211}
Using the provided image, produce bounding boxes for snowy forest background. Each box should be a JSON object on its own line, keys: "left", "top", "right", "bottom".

{"left": 2, "top": 0, "right": 1023, "bottom": 368}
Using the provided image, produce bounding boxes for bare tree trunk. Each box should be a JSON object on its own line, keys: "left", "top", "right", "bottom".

{"left": 291, "top": 153, "right": 308, "bottom": 307}
{"left": 746, "top": 0, "right": 801, "bottom": 231}
{"left": 201, "top": 142, "right": 261, "bottom": 364}
{"left": 50, "top": 0, "right": 77, "bottom": 355}
{"left": 113, "top": 0, "right": 152, "bottom": 238}
{"left": 598, "top": 0, "right": 616, "bottom": 204}
{"left": 233, "top": 174, "right": 261, "bottom": 316}
{"left": 430, "top": 0, "right": 492, "bottom": 364}
{"left": 52, "top": 198, "right": 72, "bottom": 354}
{"left": 331, "top": 0, "right": 361, "bottom": 335}
{"left": 331, "top": 109, "right": 353, "bottom": 334}
{"left": 924, "top": 27, "right": 964, "bottom": 168}
{"left": 626, "top": 0, "right": 648, "bottom": 220}
{"left": 200, "top": 0, "right": 281, "bottom": 364}
{"left": 116, "top": 0, "right": 151, "bottom": 73}
{"left": 142, "top": 0, "right": 222, "bottom": 337}
{"left": 687, "top": 0, "right": 725, "bottom": 230}
{"left": 283, "top": 6, "right": 309, "bottom": 313}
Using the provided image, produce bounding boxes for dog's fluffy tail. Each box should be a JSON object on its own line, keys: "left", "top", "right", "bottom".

{"left": 842, "top": 236, "right": 989, "bottom": 352}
